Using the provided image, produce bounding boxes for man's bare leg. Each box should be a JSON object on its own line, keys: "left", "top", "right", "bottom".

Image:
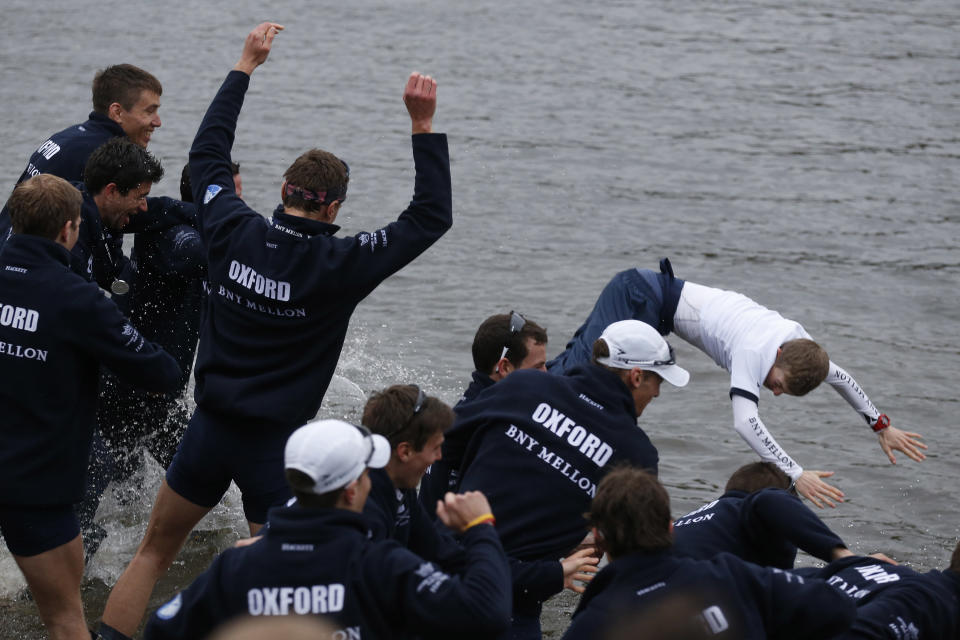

{"left": 14, "top": 535, "right": 88, "bottom": 640}
{"left": 101, "top": 480, "right": 211, "bottom": 636}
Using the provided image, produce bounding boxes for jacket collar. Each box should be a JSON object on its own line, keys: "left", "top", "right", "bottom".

{"left": 271, "top": 205, "right": 340, "bottom": 237}
{"left": 265, "top": 504, "right": 368, "bottom": 542}
{"left": 567, "top": 364, "right": 639, "bottom": 420}
{"left": 85, "top": 111, "right": 127, "bottom": 137}
{"left": 576, "top": 549, "right": 678, "bottom": 613}
{"left": 1, "top": 233, "right": 71, "bottom": 266}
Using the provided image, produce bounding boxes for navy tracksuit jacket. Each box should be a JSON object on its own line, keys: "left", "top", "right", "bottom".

{"left": 366, "top": 467, "right": 563, "bottom": 610}
{"left": 672, "top": 488, "right": 846, "bottom": 569}
{"left": 418, "top": 370, "right": 495, "bottom": 519}
{"left": 188, "top": 70, "right": 452, "bottom": 428}
{"left": 144, "top": 506, "right": 511, "bottom": 640}
{"left": 14, "top": 111, "right": 126, "bottom": 187}
{"left": 452, "top": 365, "right": 658, "bottom": 563}
{"left": 364, "top": 468, "right": 463, "bottom": 568}
{"left": 0, "top": 234, "right": 180, "bottom": 505}
{"left": 798, "top": 555, "right": 960, "bottom": 639}
{"left": 562, "top": 550, "right": 857, "bottom": 640}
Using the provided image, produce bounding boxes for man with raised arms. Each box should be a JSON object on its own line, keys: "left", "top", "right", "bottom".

{"left": 100, "top": 22, "right": 453, "bottom": 638}
{"left": 548, "top": 259, "right": 926, "bottom": 507}
{"left": 0, "top": 175, "right": 180, "bottom": 640}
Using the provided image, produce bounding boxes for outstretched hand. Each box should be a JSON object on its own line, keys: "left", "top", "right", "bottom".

{"left": 561, "top": 547, "right": 600, "bottom": 593}
{"left": 235, "top": 22, "right": 285, "bottom": 76}
{"left": 403, "top": 72, "right": 437, "bottom": 134}
{"left": 794, "top": 470, "right": 845, "bottom": 509}
{"left": 878, "top": 425, "right": 927, "bottom": 464}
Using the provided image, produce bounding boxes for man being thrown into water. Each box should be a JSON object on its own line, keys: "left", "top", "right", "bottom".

{"left": 547, "top": 259, "right": 927, "bottom": 508}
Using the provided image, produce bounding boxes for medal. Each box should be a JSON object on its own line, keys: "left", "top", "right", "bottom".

{"left": 111, "top": 279, "right": 130, "bottom": 295}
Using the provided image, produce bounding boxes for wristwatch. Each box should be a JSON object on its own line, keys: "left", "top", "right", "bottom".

{"left": 871, "top": 414, "right": 891, "bottom": 433}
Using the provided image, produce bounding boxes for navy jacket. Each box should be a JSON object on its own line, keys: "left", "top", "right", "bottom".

{"left": 672, "top": 488, "right": 846, "bottom": 569}
{"left": 187, "top": 70, "right": 452, "bottom": 427}
{"left": 800, "top": 555, "right": 960, "bottom": 639}
{"left": 458, "top": 369, "right": 496, "bottom": 406}
{"left": 418, "top": 371, "right": 496, "bottom": 518}
{"left": 0, "top": 235, "right": 180, "bottom": 504}
{"left": 144, "top": 506, "right": 511, "bottom": 640}
{"left": 364, "top": 468, "right": 463, "bottom": 568}
{"left": 14, "top": 111, "right": 125, "bottom": 186}
{"left": 453, "top": 365, "right": 658, "bottom": 562}
{"left": 563, "top": 551, "right": 856, "bottom": 640}
{"left": 365, "top": 467, "right": 561, "bottom": 611}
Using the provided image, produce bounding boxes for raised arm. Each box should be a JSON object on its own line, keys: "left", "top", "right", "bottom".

{"left": 731, "top": 395, "right": 845, "bottom": 508}
{"left": 189, "top": 23, "right": 283, "bottom": 240}
{"left": 233, "top": 22, "right": 284, "bottom": 76}
{"left": 404, "top": 72, "right": 436, "bottom": 134}
{"left": 824, "top": 361, "right": 927, "bottom": 464}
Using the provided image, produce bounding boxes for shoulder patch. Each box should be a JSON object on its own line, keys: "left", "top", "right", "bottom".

{"left": 156, "top": 593, "right": 183, "bottom": 620}
{"left": 203, "top": 184, "right": 224, "bottom": 204}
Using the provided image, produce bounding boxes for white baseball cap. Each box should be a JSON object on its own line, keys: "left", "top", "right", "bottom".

{"left": 284, "top": 419, "right": 391, "bottom": 494}
{"left": 596, "top": 320, "right": 690, "bottom": 387}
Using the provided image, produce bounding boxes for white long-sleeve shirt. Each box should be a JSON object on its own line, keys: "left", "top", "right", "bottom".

{"left": 673, "top": 282, "right": 881, "bottom": 480}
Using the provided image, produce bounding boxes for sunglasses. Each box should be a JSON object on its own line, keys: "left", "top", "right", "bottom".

{"left": 613, "top": 343, "right": 677, "bottom": 367}
{"left": 383, "top": 384, "right": 427, "bottom": 441}
{"left": 354, "top": 423, "right": 377, "bottom": 466}
{"left": 499, "top": 310, "right": 528, "bottom": 361}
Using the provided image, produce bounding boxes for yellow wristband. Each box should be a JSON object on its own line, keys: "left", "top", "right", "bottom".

{"left": 464, "top": 513, "right": 496, "bottom": 530}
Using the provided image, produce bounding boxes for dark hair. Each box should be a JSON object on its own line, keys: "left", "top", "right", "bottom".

{"left": 8, "top": 174, "right": 83, "bottom": 240}
{"left": 779, "top": 339, "right": 830, "bottom": 396}
{"left": 92, "top": 64, "right": 162, "bottom": 114}
{"left": 179, "top": 161, "right": 239, "bottom": 203}
{"left": 362, "top": 385, "right": 453, "bottom": 450}
{"left": 950, "top": 539, "right": 960, "bottom": 574}
{"left": 285, "top": 469, "right": 345, "bottom": 509}
{"left": 282, "top": 149, "right": 348, "bottom": 215}
{"left": 588, "top": 467, "right": 673, "bottom": 559}
{"left": 724, "top": 462, "right": 792, "bottom": 493}
{"left": 472, "top": 313, "right": 548, "bottom": 374}
{"left": 84, "top": 137, "right": 164, "bottom": 195}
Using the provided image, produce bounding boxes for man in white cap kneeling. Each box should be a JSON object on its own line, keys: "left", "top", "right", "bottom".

{"left": 441, "top": 319, "right": 689, "bottom": 640}
{"left": 143, "top": 419, "right": 511, "bottom": 640}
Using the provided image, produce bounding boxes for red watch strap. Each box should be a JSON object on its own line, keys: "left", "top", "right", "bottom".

{"left": 872, "top": 414, "right": 891, "bottom": 432}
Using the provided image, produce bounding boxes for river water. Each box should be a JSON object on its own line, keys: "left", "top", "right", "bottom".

{"left": 0, "top": 0, "right": 957, "bottom": 637}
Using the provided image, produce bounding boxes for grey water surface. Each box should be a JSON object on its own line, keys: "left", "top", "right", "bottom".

{"left": 0, "top": 1, "right": 957, "bottom": 637}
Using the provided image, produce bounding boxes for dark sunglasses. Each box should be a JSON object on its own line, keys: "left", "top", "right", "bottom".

{"left": 499, "top": 310, "right": 528, "bottom": 361}
{"left": 383, "top": 385, "right": 427, "bottom": 441}
{"left": 615, "top": 343, "right": 677, "bottom": 367}
{"left": 354, "top": 423, "right": 376, "bottom": 466}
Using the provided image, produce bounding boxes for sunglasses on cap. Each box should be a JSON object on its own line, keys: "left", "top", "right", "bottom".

{"left": 499, "top": 310, "right": 528, "bottom": 361}
{"left": 613, "top": 343, "right": 677, "bottom": 368}
{"left": 383, "top": 384, "right": 427, "bottom": 441}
